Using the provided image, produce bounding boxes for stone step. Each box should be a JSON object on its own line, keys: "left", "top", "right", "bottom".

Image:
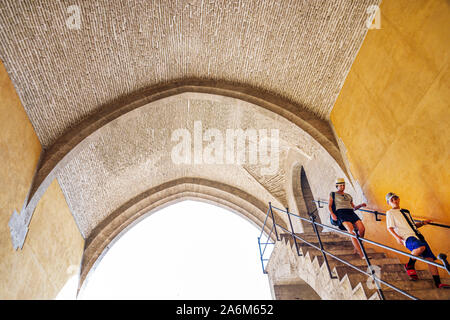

{"left": 350, "top": 273, "right": 437, "bottom": 299}
{"left": 383, "top": 287, "right": 450, "bottom": 300}
{"left": 298, "top": 245, "right": 359, "bottom": 259}
{"left": 290, "top": 232, "right": 347, "bottom": 242}
{"left": 286, "top": 240, "right": 353, "bottom": 252}
{"left": 375, "top": 280, "right": 436, "bottom": 296}
{"left": 333, "top": 262, "right": 407, "bottom": 279}
{"left": 344, "top": 269, "right": 433, "bottom": 289}
{"left": 332, "top": 252, "right": 387, "bottom": 262}
{"left": 316, "top": 256, "right": 400, "bottom": 271}
{"left": 302, "top": 247, "right": 383, "bottom": 262}
{"left": 315, "top": 247, "right": 376, "bottom": 256}
{"left": 297, "top": 244, "right": 377, "bottom": 259}
{"left": 293, "top": 238, "right": 354, "bottom": 249}
{"left": 281, "top": 232, "right": 349, "bottom": 244}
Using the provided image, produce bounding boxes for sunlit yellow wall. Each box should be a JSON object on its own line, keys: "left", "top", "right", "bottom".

{"left": 331, "top": 0, "right": 449, "bottom": 273}
{"left": 0, "top": 60, "right": 84, "bottom": 299}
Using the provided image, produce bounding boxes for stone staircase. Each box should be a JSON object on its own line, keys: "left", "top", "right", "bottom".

{"left": 265, "top": 232, "right": 450, "bottom": 300}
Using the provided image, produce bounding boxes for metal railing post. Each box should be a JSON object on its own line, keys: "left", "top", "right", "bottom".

{"left": 438, "top": 254, "right": 450, "bottom": 275}
{"left": 258, "top": 206, "right": 275, "bottom": 274}
{"left": 355, "top": 229, "right": 385, "bottom": 300}
{"left": 269, "top": 202, "right": 280, "bottom": 241}
{"left": 286, "top": 207, "right": 301, "bottom": 256}
{"left": 257, "top": 237, "right": 266, "bottom": 274}
{"left": 310, "top": 213, "right": 337, "bottom": 279}
{"left": 374, "top": 210, "right": 382, "bottom": 222}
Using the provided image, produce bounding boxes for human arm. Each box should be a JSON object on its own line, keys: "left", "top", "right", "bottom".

{"left": 351, "top": 201, "right": 367, "bottom": 211}
{"left": 386, "top": 212, "right": 403, "bottom": 245}
{"left": 328, "top": 196, "right": 338, "bottom": 221}
{"left": 388, "top": 227, "right": 404, "bottom": 245}
{"left": 416, "top": 220, "right": 432, "bottom": 228}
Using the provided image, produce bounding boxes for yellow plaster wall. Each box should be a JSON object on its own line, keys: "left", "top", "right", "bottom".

{"left": 331, "top": 0, "right": 450, "bottom": 273}
{"left": 0, "top": 60, "right": 84, "bottom": 299}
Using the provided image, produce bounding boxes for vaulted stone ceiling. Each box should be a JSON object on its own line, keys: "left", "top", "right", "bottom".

{"left": 0, "top": 0, "right": 379, "bottom": 242}
{"left": 0, "top": 0, "right": 379, "bottom": 148}
{"left": 55, "top": 93, "right": 342, "bottom": 238}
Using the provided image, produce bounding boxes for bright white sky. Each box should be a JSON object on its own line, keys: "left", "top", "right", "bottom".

{"left": 56, "top": 200, "right": 273, "bottom": 300}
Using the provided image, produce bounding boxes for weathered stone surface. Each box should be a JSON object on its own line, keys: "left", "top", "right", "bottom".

{"left": 0, "top": 0, "right": 380, "bottom": 148}
{"left": 0, "top": 61, "right": 84, "bottom": 300}
{"left": 54, "top": 93, "right": 350, "bottom": 239}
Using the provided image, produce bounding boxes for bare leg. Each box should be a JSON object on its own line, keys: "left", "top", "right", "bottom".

{"left": 403, "top": 246, "right": 425, "bottom": 280}
{"left": 353, "top": 220, "right": 366, "bottom": 256}
{"left": 354, "top": 220, "right": 365, "bottom": 238}
{"left": 424, "top": 257, "right": 448, "bottom": 288}
{"left": 425, "top": 257, "right": 439, "bottom": 276}
{"left": 342, "top": 221, "right": 363, "bottom": 258}
{"left": 408, "top": 246, "right": 425, "bottom": 269}
{"left": 411, "top": 246, "right": 425, "bottom": 258}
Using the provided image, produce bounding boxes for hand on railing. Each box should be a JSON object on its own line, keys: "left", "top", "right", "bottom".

{"left": 354, "top": 203, "right": 367, "bottom": 210}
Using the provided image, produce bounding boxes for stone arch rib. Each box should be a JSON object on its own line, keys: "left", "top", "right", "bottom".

{"left": 77, "top": 177, "right": 287, "bottom": 295}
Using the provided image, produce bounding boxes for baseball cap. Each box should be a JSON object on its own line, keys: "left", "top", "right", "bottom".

{"left": 386, "top": 192, "right": 398, "bottom": 203}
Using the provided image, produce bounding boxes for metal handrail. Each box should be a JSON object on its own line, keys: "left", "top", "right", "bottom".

{"left": 258, "top": 202, "right": 450, "bottom": 300}
{"left": 257, "top": 207, "right": 275, "bottom": 274}
{"left": 273, "top": 205, "right": 450, "bottom": 272}
{"left": 313, "top": 199, "right": 450, "bottom": 229}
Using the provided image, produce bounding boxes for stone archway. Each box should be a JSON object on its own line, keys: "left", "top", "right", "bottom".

{"left": 63, "top": 90, "right": 358, "bottom": 298}
{"left": 77, "top": 177, "right": 285, "bottom": 295}
{"left": 76, "top": 199, "right": 277, "bottom": 300}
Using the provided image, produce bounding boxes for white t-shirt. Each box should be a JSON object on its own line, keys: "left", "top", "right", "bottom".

{"left": 386, "top": 208, "right": 418, "bottom": 243}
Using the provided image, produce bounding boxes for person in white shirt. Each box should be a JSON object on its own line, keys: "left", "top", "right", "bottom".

{"left": 386, "top": 192, "right": 449, "bottom": 288}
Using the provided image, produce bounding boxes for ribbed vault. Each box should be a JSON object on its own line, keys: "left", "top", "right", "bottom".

{"left": 0, "top": 0, "right": 376, "bottom": 289}
{"left": 50, "top": 92, "right": 345, "bottom": 238}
